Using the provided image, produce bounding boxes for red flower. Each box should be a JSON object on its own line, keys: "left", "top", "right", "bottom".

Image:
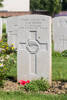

{"left": 18, "top": 80, "right": 26, "bottom": 85}
{"left": 18, "top": 80, "right": 30, "bottom": 86}
{"left": 22, "top": 80, "right": 26, "bottom": 85}
{"left": 26, "top": 80, "right": 30, "bottom": 83}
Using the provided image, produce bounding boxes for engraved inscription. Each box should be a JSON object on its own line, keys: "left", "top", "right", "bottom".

{"left": 26, "top": 40, "right": 39, "bottom": 54}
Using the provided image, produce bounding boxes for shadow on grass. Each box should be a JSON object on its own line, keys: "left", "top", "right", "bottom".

{"left": 6, "top": 76, "right": 17, "bottom": 82}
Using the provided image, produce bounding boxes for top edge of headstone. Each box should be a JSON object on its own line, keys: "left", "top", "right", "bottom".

{"left": 0, "top": 18, "right": 2, "bottom": 20}
{"left": 7, "top": 14, "right": 51, "bottom": 19}
{"left": 53, "top": 16, "right": 67, "bottom": 19}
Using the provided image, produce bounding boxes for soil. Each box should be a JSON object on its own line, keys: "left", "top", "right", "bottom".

{"left": 41, "top": 81, "right": 67, "bottom": 94}
{"left": 0, "top": 80, "right": 67, "bottom": 94}
{"left": 0, "top": 80, "right": 19, "bottom": 92}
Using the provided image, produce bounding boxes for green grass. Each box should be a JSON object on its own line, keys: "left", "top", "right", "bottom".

{"left": 2, "top": 24, "right": 7, "bottom": 42}
{"left": 52, "top": 42, "right": 67, "bottom": 81}
{"left": 52, "top": 56, "right": 67, "bottom": 81}
{"left": 0, "top": 91, "right": 67, "bottom": 100}
{"left": 2, "top": 24, "right": 6, "bottom": 33}
{"left": 6, "top": 53, "right": 17, "bottom": 79}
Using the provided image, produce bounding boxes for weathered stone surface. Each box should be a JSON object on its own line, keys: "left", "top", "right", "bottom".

{"left": 2, "top": 18, "right": 7, "bottom": 25}
{"left": 53, "top": 16, "right": 67, "bottom": 52}
{"left": 17, "top": 15, "right": 51, "bottom": 84}
{"left": 0, "top": 18, "right": 2, "bottom": 40}
{"left": 7, "top": 16, "right": 18, "bottom": 48}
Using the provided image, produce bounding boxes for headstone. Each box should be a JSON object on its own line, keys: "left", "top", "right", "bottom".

{"left": 0, "top": 18, "right": 2, "bottom": 40}
{"left": 0, "top": 0, "right": 30, "bottom": 11}
{"left": 7, "top": 16, "right": 18, "bottom": 48}
{"left": 17, "top": 15, "right": 51, "bottom": 84}
{"left": 2, "top": 18, "right": 7, "bottom": 25}
{"left": 53, "top": 16, "right": 67, "bottom": 52}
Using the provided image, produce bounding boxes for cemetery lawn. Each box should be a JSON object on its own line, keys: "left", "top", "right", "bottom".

{"left": 52, "top": 56, "right": 67, "bottom": 81}
{"left": 0, "top": 91, "right": 67, "bottom": 100}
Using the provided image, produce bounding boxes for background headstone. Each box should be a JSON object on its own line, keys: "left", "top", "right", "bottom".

{"left": 53, "top": 16, "right": 67, "bottom": 52}
{"left": 0, "top": 18, "right": 2, "bottom": 40}
{"left": 17, "top": 15, "right": 51, "bottom": 84}
{"left": 0, "top": 0, "right": 30, "bottom": 11}
{"left": 7, "top": 16, "right": 18, "bottom": 48}
{"left": 2, "top": 18, "right": 7, "bottom": 25}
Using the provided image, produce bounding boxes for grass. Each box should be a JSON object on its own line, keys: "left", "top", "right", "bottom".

{"left": 2, "top": 24, "right": 6, "bottom": 33}
{"left": 52, "top": 42, "right": 67, "bottom": 81}
{"left": 6, "top": 52, "right": 17, "bottom": 79}
{"left": 52, "top": 56, "right": 67, "bottom": 81}
{"left": 0, "top": 91, "right": 67, "bottom": 100}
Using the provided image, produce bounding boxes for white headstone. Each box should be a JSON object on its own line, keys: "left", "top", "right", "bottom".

{"left": 0, "top": 18, "right": 2, "bottom": 40}
{"left": 53, "top": 16, "right": 67, "bottom": 52}
{"left": 0, "top": 0, "right": 30, "bottom": 11}
{"left": 2, "top": 18, "right": 7, "bottom": 25}
{"left": 17, "top": 15, "right": 51, "bottom": 84}
{"left": 7, "top": 16, "right": 18, "bottom": 48}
